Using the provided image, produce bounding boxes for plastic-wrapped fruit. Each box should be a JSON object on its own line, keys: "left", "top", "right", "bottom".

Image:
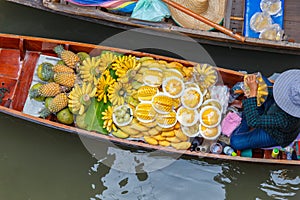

{"left": 152, "top": 93, "right": 174, "bottom": 114}
{"left": 199, "top": 106, "right": 221, "bottom": 128}
{"left": 112, "top": 105, "right": 133, "bottom": 126}
{"left": 135, "top": 103, "right": 157, "bottom": 123}
{"left": 250, "top": 12, "right": 272, "bottom": 32}
{"left": 157, "top": 111, "right": 177, "bottom": 128}
{"left": 181, "top": 88, "right": 203, "bottom": 109}
{"left": 244, "top": 73, "right": 268, "bottom": 106}
{"left": 193, "top": 63, "right": 218, "bottom": 89}
{"left": 199, "top": 124, "right": 221, "bottom": 140}
{"left": 260, "top": 0, "right": 282, "bottom": 15}
{"left": 176, "top": 107, "right": 198, "bottom": 126}
{"left": 137, "top": 85, "right": 158, "bottom": 102}
{"left": 163, "top": 69, "right": 183, "bottom": 79}
{"left": 143, "top": 68, "right": 163, "bottom": 87}
{"left": 202, "top": 99, "right": 222, "bottom": 112}
{"left": 259, "top": 24, "right": 283, "bottom": 41}
{"left": 162, "top": 77, "right": 185, "bottom": 98}
{"left": 181, "top": 122, "right": 200, "bottom": 137}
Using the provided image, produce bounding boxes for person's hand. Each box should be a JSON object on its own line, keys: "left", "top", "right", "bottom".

{"left": 245, "top": 74, "right": 258, "bottom": 98}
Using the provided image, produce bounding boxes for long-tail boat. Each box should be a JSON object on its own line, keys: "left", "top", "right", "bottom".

{"left": 5, "top": 0, "right": 300, "bottom": 55}
{"left": 0, "top": 33, "right": 299, "bottom": 165}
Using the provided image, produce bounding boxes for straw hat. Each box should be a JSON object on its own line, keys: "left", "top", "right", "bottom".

{"left": 168, "top": 0, "right": 226, "bottom": 30}
{"left": 273, "top": 69, "right": 300, "bottom": 118}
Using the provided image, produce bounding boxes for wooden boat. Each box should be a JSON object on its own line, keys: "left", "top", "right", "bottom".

{"left": 0, "top": 33, "right": 299, "bottom": 165}
{"left": 5, "top": 0, "right": 300, "bottom": 55}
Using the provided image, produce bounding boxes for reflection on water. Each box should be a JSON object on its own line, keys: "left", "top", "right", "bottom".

{"left": 87, "top": 147, "right": 225, "bottom": 200}
{"left": 260, "top": 169, "right": 300, "bottom": 199}
{"left": 1, "top": 110, "right": 300, "bottom": 199}
{"left": 81, "top": 135, "right": 300, "bottom": 200}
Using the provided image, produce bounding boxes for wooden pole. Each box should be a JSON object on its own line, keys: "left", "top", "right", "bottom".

{"left": 162, "top": 0, "right": 246, "bottom": 42}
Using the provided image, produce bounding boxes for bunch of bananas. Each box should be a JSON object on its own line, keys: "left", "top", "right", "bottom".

{"left": 112, "top": 55, "right": 138, "bottom": 78}
{"left": 243, "top": 74, "right": 269, "bottom": 106}
{"left": 193, "top": 63, "right": 218, "bottom": 89}
{"left": 99, "top": 51, "right": 118, "bottom": 69}
{"left": 107, "top": 82, "right": 132, "bottom": 106}
{"left": 101, "top": 106, "right": 117, "bottom": 133}
{"left": 255, "top": 76, "right": 268, "bottom": 106}
{"left": 95, "top": 73, "right": 116, "bottom": 103}
{"left": 79, "top": 57, "right": 104, "bottom": 85}
{"left": 68, "top": 82, "right": 97, "bottom": 115}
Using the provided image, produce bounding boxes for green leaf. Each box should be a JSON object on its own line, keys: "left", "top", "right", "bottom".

{"left": 109, "top": 68, "right": 118, "bottom": 80}
{"left": 84, "top": 98, "right": 111, "bottom": 135}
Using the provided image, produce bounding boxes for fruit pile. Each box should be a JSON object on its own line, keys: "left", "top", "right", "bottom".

{"left": 29, "top": 46, "right": 223, "bottom": 150}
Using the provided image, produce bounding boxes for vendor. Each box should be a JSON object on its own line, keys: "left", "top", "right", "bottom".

{"left": 230, "top": 69, "right": 300, "bottom": 150}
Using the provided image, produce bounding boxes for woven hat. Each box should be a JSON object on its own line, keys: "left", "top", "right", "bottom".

{"left": 273, "top": 69, "right": 300, "bottom": 118}
{"left": 168, "top": 0, "right": 226, "bottom": 30}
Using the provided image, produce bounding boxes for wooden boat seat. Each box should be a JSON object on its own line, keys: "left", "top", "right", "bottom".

{"left": 0, "top": 49, "right": 21, "bottom": 107}
{"left": 0, "top": 36, "right": 58, "bottom": 111}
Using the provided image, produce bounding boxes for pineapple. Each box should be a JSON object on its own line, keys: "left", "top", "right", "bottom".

{"left": 37, "top": 62, "right": 54, "bottom": 81}
{"left": 48, "top": 93, "right": 68, "bottom": 113}
{"left": 52, "top": 64, "right": 74, "bottom": 73}
{"left": 54, "top": 72, "right": 76, "bottom": 88}
{"left": 53, "top": 45, "right": 80, "bottom": 68}
{"left": 29, "top": 82, "right": 61, "bottom": 98}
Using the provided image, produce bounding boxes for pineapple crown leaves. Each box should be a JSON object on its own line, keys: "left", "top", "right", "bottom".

{"left": 29, "top": 88, "right": 40, "bottom": 99}
{"left": 39, "top": 107, "right": 51, "bottom": 119}
{"left": 53, "top": 45, "right": 65, "bottom": 57}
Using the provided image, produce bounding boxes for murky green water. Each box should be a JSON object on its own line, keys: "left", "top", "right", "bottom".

{"left": 1, "top": 0, "right": 300, "bottom": 199}
{"left": 1, "top": 112, "right": 300, "bottom": 200}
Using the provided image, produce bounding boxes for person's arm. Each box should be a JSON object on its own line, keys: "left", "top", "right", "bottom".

{"left": 243, "top": 97, "right": 289, "bottom": 129}
{"left": 243, "top": 74, "right": 289, "bottom": 129}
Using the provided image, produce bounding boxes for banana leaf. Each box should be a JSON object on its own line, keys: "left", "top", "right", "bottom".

{"left": 84, "top": 97, "right": 111, "bottom": 134}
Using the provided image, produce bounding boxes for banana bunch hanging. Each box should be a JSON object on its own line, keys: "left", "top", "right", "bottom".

{"left": 68, "top": 82, "right": 97, "bottom": 115}
{"left": 193, "top": 63, "right": 218, "bottom": 89}
{"left": 244, "top": 73, "right": 268, "bottom": 106}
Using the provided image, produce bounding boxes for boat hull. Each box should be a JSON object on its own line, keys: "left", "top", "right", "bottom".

{"left": 0, "top": 33, "right": 299, "bottom": 165}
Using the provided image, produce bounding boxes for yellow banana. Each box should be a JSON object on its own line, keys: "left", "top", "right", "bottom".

{"left": 158, "top": 140, "right": 170, "bottom": 147}
{"left": 166, "top": 136, "right": 181, "bottom": 143}
{"left": 171, "top": 142, "right": 191, "bottom": 150}
{"left": 174, "top": 129, "right": 189, "bottom": 142}
{"left": 144, "top": 136, "right": 158, "bottom": 145}
{"left": 112, "top": 130, "right": 129, "bottom": 139}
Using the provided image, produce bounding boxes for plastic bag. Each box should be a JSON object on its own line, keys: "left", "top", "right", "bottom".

{"left": 131, "top": 0, "right": 170, "bottom": 22}
{"left": 243, "top": 72, "right": 268, "bottom": 106}
{"left": 260, "top": 0, "right": 282, "bottom": 16}
{"left": 209, "top": 85, "right": 230, "bottom": 114}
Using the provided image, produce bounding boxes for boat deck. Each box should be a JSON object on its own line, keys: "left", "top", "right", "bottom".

{"left": 45, "top": 0, "right": 300, "bottom": 43}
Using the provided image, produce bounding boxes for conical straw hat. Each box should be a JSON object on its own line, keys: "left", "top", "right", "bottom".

{"left": 168, "top": 0, "right": 226, "bottom": 30}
